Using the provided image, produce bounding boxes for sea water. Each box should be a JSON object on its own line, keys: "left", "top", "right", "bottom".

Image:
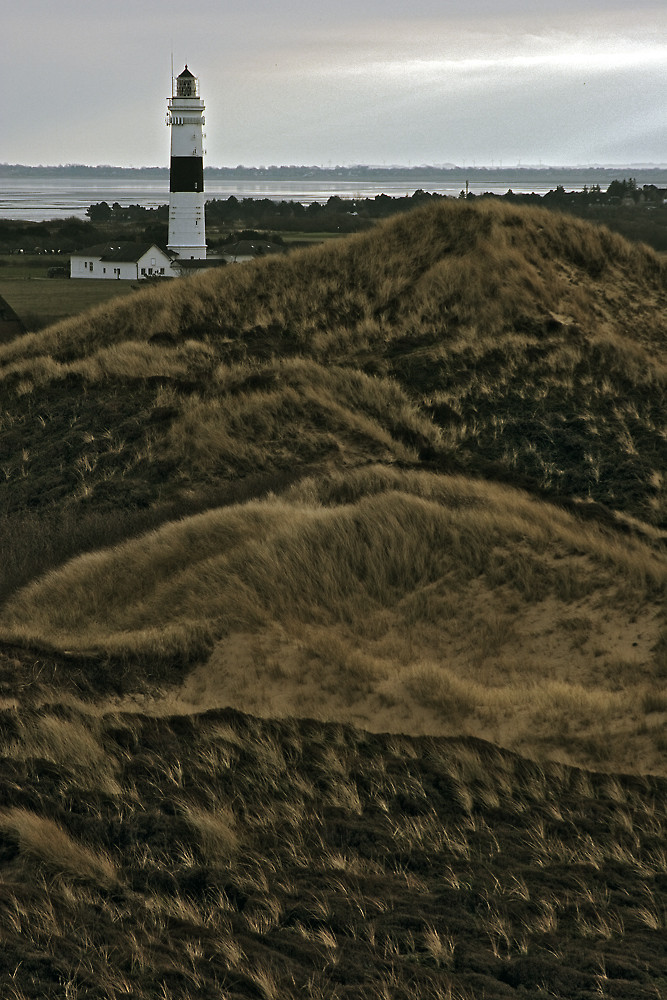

{"left": 0, "top": 175, "right": 583, "bottom": 222}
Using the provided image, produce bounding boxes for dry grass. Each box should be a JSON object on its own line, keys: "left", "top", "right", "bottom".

{"left": 2, "top": 199, "right": 662, "bottom": 364}
{"left": 0, "top": 203, "right": 664, "bottom": 777}
{"left": 0, "top": 710, "right": 121, "bottom": 796}
{"left": 0, "top": 807, "right": 117, "bottom": 883}
{"left": 0, "top": 200, "right": 664, "bottom": 577}
{"left": 0, "top": 199, "right": 666, "bottom": 995}
{"left": 181, "top": 801, "right": 239, "bottom": 861}
{"left": 2, "top": 468, "right": 663, "bottom": 655}
{"left": 1, "top": 466, "right": 664, "bottom": 773}
{"left": 0, "top": 704, "right": 666, "bottom": 998}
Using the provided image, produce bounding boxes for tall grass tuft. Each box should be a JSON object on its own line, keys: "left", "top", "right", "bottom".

{"left": 0, "top": 807, "right": 117, "bottom": 883}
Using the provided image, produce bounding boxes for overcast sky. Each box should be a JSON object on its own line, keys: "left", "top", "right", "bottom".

{"left": 4, "top": 0, "right": 666, "bottom": 167}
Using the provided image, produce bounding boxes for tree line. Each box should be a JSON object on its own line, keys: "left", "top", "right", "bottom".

{"left": 1, "top": 180, "right": 666, "bottom": 254}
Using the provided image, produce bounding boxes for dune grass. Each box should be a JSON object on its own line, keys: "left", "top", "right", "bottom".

{"left": 1, "top": 704, "right": 667, "bottom": 998}
{"left": 1, "top": 200, "right": 667, "bottom": 998}
{"left": 0, "top": 807, "right": 117, "bottom": 884}
{"left": 2, "top": 469, "right": 663, "bottom": 658}
{"left": 0, "top": 201, "right": 664, "bottom": 776}
{"left": 2, "top": 199, "right": 663, "bottom": 365}
{"left": 0, "top": 199, "right": 664, "bottom": 535}
{"left": 1, "top": 467, "right": 665, "bottom": 773}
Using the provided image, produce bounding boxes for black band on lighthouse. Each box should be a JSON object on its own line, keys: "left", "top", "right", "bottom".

{"left": 170, "top": 157, "right": 204, "bottom": 193}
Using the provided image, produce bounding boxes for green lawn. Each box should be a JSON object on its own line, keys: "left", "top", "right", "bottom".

{"left": 0, "top": 256, "right": 141, "bottom": 331}
{"left": 280, "top": 231, "right": 348, "bottom": 243}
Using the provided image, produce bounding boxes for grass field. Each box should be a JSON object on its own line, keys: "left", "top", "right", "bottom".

{"left": 0, "top": 237, "right": 341, "bottom": 331}
{"left": 278, "top": 231, "right": 346, "bottom": 243}
{"left": 0, "top": 255, "right": 142, "bottom": 330}
{"left": 0, "top": 199, "right": 666, "bottom": 998}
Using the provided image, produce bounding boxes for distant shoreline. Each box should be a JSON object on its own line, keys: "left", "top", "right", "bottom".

{"left": 2, "top": 163, "right": 667, "bottom": 186}
{"left": 3, "top": 165, "right": 667, "bottom": 224}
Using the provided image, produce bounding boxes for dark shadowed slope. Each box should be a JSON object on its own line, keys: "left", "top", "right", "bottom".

{"left": 1, "top": 706, "right": 667, "bottom": 999}
{"left": 0, "top": 199, "right": 665, "bottom": 538}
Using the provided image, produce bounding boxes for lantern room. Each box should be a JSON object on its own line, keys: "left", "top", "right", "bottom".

{"left": 175, "top": 66, "right": 199, "bottom": 98}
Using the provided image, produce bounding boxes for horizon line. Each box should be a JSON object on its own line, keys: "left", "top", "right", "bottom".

{"left": 3, "top": 161, "right": 667, "bottom": 172}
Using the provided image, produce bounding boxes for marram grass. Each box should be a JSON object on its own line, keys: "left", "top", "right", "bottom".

{"left": 0, "top": 198, "right": 665, "bottom": 533}
{"left": 2, "top": 705, "right": 667, "bottom": 998}
{"left": 1, "top": 468, "right": 665, "bottom": 773}
{"left": 2, "top": 198, "right": 667, "bottom": 1000}
{"left": 2, "top": 470, "right": 664, "bottom": 659}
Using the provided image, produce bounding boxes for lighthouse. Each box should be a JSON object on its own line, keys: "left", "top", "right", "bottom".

{"left": 166, "top": 66, "right": 206, "bottom": 260}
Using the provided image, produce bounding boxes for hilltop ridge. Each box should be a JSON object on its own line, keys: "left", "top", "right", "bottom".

{"left": 1, "top": 199, "right": 665, "bottom": 528}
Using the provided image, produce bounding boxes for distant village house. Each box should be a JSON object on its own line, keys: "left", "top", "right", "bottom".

{"left": 70, "top": 242, "right": 176, "bottom": 280}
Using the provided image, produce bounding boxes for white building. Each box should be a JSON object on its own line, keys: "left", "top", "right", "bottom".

{"left": 167, "top": 66, "right": 207, "bottom": 260}
{"left": 70, "top": 243, "right": 176, "bottom": 280}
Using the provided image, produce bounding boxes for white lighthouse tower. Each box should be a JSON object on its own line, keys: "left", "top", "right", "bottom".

{"left": 166, "top": 66, "right": 206, "bottom": 260}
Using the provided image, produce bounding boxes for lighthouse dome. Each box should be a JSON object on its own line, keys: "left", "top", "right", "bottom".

{"left": 176, "top": 66, "right": 198, "bottom": 98}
